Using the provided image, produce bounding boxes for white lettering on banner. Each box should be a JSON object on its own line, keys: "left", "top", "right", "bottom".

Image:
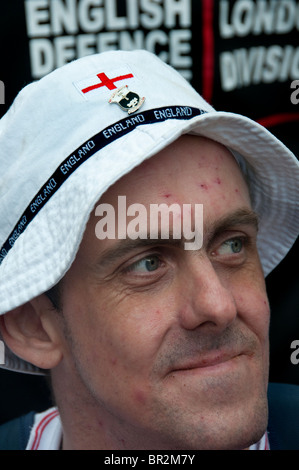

{"left": 24, "top": 0, "right": 192, "bottom": 80}
{"left": 219, "top": 0, "right": 299, "bottom": 38}
{"left": 220, "top": 44, "right": 299, "bottom": 91}
{"left": 219, "top": 0, "right": 299, "bottom": 91}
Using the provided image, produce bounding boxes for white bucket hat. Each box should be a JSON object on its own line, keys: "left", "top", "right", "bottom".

{"left": 0, "top": 50, "right": 298, "bottom": 375}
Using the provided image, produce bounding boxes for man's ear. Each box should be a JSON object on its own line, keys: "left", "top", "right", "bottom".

{"left": 0, "top": 295, "right": 63, "bottom": 370}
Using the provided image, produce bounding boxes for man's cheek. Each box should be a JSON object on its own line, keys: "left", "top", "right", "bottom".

{"left": 233, "top": 279, "right": 270, "bottom": 332}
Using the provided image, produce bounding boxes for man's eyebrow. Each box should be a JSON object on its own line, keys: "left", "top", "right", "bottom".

{"left": 94, "top": 207, "right": 259, "bottom": 269}
{"left": 95, "top": 236, "right": 183, "bottom": 269}
{"left": 208, "top": 208, "right": 259, "bottom": 240}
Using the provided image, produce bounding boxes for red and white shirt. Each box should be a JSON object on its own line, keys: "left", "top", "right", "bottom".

{"left": 26, "top": 407, "right": 270, "bottom": 450}
{"left": 26, "top": 408, "right": 62, "bottom": 450}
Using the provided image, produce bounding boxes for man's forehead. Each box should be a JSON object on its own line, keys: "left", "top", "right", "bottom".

{"left": 100, "top": 135, "right": 242, "bottom": 202}
{"left": 76, "top": 135, "right": 252, "bottom": 263}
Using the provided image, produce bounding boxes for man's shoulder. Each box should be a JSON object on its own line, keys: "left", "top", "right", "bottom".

{"left": 268, "top": 382, "right": 299, "bottom": 450}
{"left": 0, "top": 411, "right": 35, "bottom": 450}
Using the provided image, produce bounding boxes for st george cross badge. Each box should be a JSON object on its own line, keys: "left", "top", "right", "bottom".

{"left": 109, "top": 85, "right": 145, "bottom": 114}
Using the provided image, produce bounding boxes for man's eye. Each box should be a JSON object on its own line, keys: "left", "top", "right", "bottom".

{"left": 217, "top": 237, "right": 244, "bottom": 255}
{"left": 126, "top": 255, "right": 162, "bottom": 273}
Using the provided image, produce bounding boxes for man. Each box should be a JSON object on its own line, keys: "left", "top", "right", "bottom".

{"left": 0, "top": 50, "right": 298, "bottom": 450}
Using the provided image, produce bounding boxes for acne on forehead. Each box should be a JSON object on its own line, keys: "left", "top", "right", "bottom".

{"left": 96, "top": 135, "right": 250, "bottom": 212}
{"left": 152, "top": 136, "right": 246, "bottom": 189}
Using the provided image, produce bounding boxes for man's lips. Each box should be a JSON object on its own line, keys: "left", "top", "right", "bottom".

{"left": 168, "top": 350, "right": 245, "bottom": 374}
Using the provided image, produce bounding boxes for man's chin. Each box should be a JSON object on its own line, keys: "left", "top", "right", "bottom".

{"left": 154, "top": 370, "right": 269, "bottom": 449}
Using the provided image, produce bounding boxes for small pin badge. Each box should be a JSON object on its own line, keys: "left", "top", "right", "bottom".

{"left": 109, "top": 85, "right": 145, "bottom": 114}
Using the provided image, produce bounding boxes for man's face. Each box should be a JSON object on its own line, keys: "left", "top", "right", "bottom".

{"left": 57, "top": 135, "right": 270, "bottom": 449}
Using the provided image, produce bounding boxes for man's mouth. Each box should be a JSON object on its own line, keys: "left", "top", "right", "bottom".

{"left": 168, "top": 350, "right": 247, "bottom": 376}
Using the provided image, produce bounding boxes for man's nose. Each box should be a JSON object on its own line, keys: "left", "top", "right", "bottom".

{"left": 178, "top": 258, "right": 237, "bottom": 332}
